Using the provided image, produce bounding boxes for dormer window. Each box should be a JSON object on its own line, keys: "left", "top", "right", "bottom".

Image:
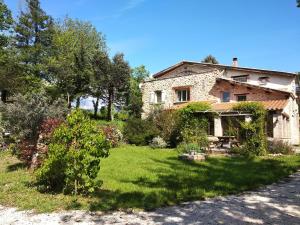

{"left": 232, "top": 75, "right": 248, "bottom": 82}
{"left": 258, "top": 76, "right": 269, "bottom": 85}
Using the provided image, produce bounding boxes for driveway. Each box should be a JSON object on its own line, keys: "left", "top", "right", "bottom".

{"left": 1, "top": 171, "right": 300, "bottom": 225}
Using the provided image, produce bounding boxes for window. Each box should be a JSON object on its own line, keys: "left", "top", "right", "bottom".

{"left": 258, "top": 76, "right": 269, "bottom": 85}
{"left": 222, "top": 92, "right": 230, "bottom": 102}
{"left": 236, "top": 94, "right": 247, "bottom": 102}
{"left": 232, "top": 75, "right": 248, "bottom": 82}
{"left": 176, "top": 89, "right": 190, "bottom": 102}
{"left": 155, "top": 91, "right": 162, "bottom": 103}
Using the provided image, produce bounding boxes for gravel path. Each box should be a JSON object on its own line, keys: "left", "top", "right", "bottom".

{"left": 1, "top": 172, "right": 300, "bottom": 225}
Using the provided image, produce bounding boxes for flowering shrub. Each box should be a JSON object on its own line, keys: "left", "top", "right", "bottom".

{"left": 267, "top": 139, "right": 294, "bottom": 155}
{"left": 149, "top": 136, "right": 167, "bottom": 149}
{"left": 100, "top": 125, "right": 123, "bottom": 147}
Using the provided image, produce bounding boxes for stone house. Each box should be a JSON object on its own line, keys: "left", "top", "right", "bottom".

{"left": 141, "top": 58, "right": 299, "bottom": 145}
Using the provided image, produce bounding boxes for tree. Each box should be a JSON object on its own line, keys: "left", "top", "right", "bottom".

{"left": 48, "top": 18, "right": 106, "bottom": 108}
{"left": 0, "top": 0, "right": 13, "bottom": 47}
{"left": 14, "top": 0, "right": 54, "bottom": 80}
{"left": 202, "top": 55, "right": 219, "bottom": 64}
{"left": 297, "top": 0, "right": 300, "bottom": 7}
{"left": 0, "top": 0, "right": 14, "bottom": 102}
{"left": 90, "top": 52, "right": 110, "bottom": 117}
{"left": 102, "top": 53, "right": 131, "bottom": 121}
{"left": 127, "top": 65, "right": 150, "bottom": 117}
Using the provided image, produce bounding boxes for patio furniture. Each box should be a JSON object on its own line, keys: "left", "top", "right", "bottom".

{"left": 217, "top": 136, "right": 239, "bottom": 148}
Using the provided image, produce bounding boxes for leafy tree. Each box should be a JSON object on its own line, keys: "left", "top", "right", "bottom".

{"left": 202, "top": 55, "right": 219, "bottom": 64}
{"left": 297, "top": 0, "right": 300, "bottom": 7}
{"left": 102, "top": 53, "right": 131, "bottom": 121}
{"left": 90, "top": 52, "right": 110, "bottom": 117}
{"left": 14, "top": 0, "right": 54, "bottom": 79}
{"left": 48, "top": 18, "right": 106, "bottom": 108}
{"left": 127, "top": 65, "right": 150, "bottom": 117}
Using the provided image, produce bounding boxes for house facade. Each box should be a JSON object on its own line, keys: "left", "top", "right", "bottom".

{"left": 141, "top": 58, "right": 299, "bottom": 145}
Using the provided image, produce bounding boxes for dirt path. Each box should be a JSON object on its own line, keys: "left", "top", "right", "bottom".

{"left": 1, "top": 171, "right": 300, "bottom": 225}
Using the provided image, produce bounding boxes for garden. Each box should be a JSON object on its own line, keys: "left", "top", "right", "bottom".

{"left": 0, "top": 0, "right": 300, "bottom": 214}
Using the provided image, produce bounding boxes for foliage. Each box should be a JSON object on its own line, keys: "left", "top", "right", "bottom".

{"left": 0, "top": 93, "right": 68, "bottom": 166}
{"left": 176, "top": 142, "right": 203, "bottom": 154}
{"left": 150, "top": 109, "right": 181, "bottom": 147}
{"left": 48, "top": 18, "right": 107, "bottom": 108}
{"left": 0, "top": 0, "right": 13, "bottom": 47}
{"left": 14, "top": 0, "right": 54, "bottom": 79}
{"left": 126, "top": 65, "right": 150, "bottom": 118}
{"left": 100, "top": 125, "right": 123, "bottom": 147}
{"left": 149, "top": 136, "right": 167, "bottom": 149}
{"left": 232, "top": 102, "right": 267, "bottom": 157}
{"left": 267, "top": 139, "right": 294, "bottom": 155}
{"left": 101, "top": 53, "right": 131, "bottom": 120}
{"left": 178, "top": 102, "right": 213, "bottom": 150}
{"left": 124, "top": 117, "right": 159, "bottom": 145}
{"left": 36, "top": 110, "right": 111, "bottom": 194}
{"left": 298, "top": 0, "right": 300, "bottom": 7}
{"left": 201, "top": 54, "right": 219, "bottom": 64}
{"left": 1, "top": 147, "right": 300, "bottom": 212}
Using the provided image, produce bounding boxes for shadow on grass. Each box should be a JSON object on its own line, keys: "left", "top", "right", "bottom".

{"left": 6, "top": 162, "right": 27, "bottom": 172}
{"left": 87, "top": 156, "right": 300, "bottom": 212}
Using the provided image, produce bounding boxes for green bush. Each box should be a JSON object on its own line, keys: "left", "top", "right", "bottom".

{"left": 150, "top": 109, "right": 181, "bottom": 147}
{"left": 124, "top": 117, "right": 159, "bottom": 145}
{"left": 267, "top": 139, "right": 294, "bottom": 155}
{"left": 232, "top": 102, "right": 267, "bottom": 157}
{"left": 176, "top": 142, "right": 203, "bottom": 154}
{"left": 36, "top": 110, "right": 111, "bottom": 195}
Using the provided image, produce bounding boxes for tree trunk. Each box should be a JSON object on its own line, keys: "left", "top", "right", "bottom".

{"left": 67, "top": 93, "right": 72, "bottom": 109}
{"left": 92, "top": 97, "right": 99, "bottom": 118}
{"left": 107, "top": 89, "right": 114, "bottom": 121}
{"left": 1, "top": 90, "right": 7, "bottom": 103}
{"left": 76, "top": 97, "right": 80, "bottom": 108}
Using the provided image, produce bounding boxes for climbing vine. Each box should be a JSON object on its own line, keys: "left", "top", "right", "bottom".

{"left": 232, "top": 102, "right": 267, "bottom": 156}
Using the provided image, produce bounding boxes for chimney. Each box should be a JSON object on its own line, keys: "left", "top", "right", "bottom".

{"left": 232, "top": 57, "right": 238, "bottom": 67}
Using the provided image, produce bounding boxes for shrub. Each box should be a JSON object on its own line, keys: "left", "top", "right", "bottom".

{"left": 150, "top": 109, "right": 181, "bottom": 147}
{"left": 124, "top": 117, "right": 159, "bottom": 145}
{"left": 0, "top": 93, "right": 68, "bottom": 166}
{"left": 100, "top": 125, "right": 123, "bottom": 147}
{"left": 233, "top": 102, "right": 267, "bottom": 157}
{"left": 36, "top": 110, "right": 111, "bottom": 195}
{"left": 267, "top": 139, "right": 294, "bottom": 155}
{"left": 176, "top": 142, "right": 203, "bottom": 154}
{"left": 150, "top": 136, "right": 167, "bottom": 149}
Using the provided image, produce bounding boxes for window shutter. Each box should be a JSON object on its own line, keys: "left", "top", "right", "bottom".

{"left": 149, "top": 92, "right": 155, "bottom": 103}
{"left": 161, "top": 90, "right": 166, "bottom": 103}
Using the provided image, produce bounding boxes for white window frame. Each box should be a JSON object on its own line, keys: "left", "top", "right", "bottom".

{"left": 176, "top": 89, "right": 190, "bottom": 103}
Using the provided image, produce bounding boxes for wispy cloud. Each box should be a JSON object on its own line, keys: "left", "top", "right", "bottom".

{"left": 92, "top": 0, "right": 146, "bottom": 21}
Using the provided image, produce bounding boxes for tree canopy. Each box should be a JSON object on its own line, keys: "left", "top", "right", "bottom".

{"left": 202, "top": 55, "right": 219, "bottom": 64}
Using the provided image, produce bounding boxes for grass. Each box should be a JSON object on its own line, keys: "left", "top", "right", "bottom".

{"left": 0, "top": 145, "right": 300, "bottom": 213}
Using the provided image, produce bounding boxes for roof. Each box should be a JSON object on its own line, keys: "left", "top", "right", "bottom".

{"left": 153, "top": 61, "right": 296, "bottom": 79}
{"left": 172, "top": 99, "right": 289, "bottom": 112}
{"left": 212, "top": 100, "right": 288, "bottom": 112}
{"left": 216, "top": 77, "right": 294, "bottom": 98}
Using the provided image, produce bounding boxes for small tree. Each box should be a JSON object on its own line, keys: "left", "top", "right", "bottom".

{"left": 36, "top": 110, "right": 111, "bottom": 194}
{"left": 202, "top": 55, "right": 219, "bottom": 64}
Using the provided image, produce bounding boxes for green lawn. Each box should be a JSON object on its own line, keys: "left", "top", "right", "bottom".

{"left": 0, "top": 145, "right": 300, "bottom": 212}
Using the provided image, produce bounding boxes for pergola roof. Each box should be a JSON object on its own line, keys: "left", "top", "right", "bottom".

{"left": 172, "top": 99, "right": 289, "bottom": 112}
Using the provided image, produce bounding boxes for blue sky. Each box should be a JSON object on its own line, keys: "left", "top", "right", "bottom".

{"left": 5, "top": 0, "right": 300, "bottom": 75}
